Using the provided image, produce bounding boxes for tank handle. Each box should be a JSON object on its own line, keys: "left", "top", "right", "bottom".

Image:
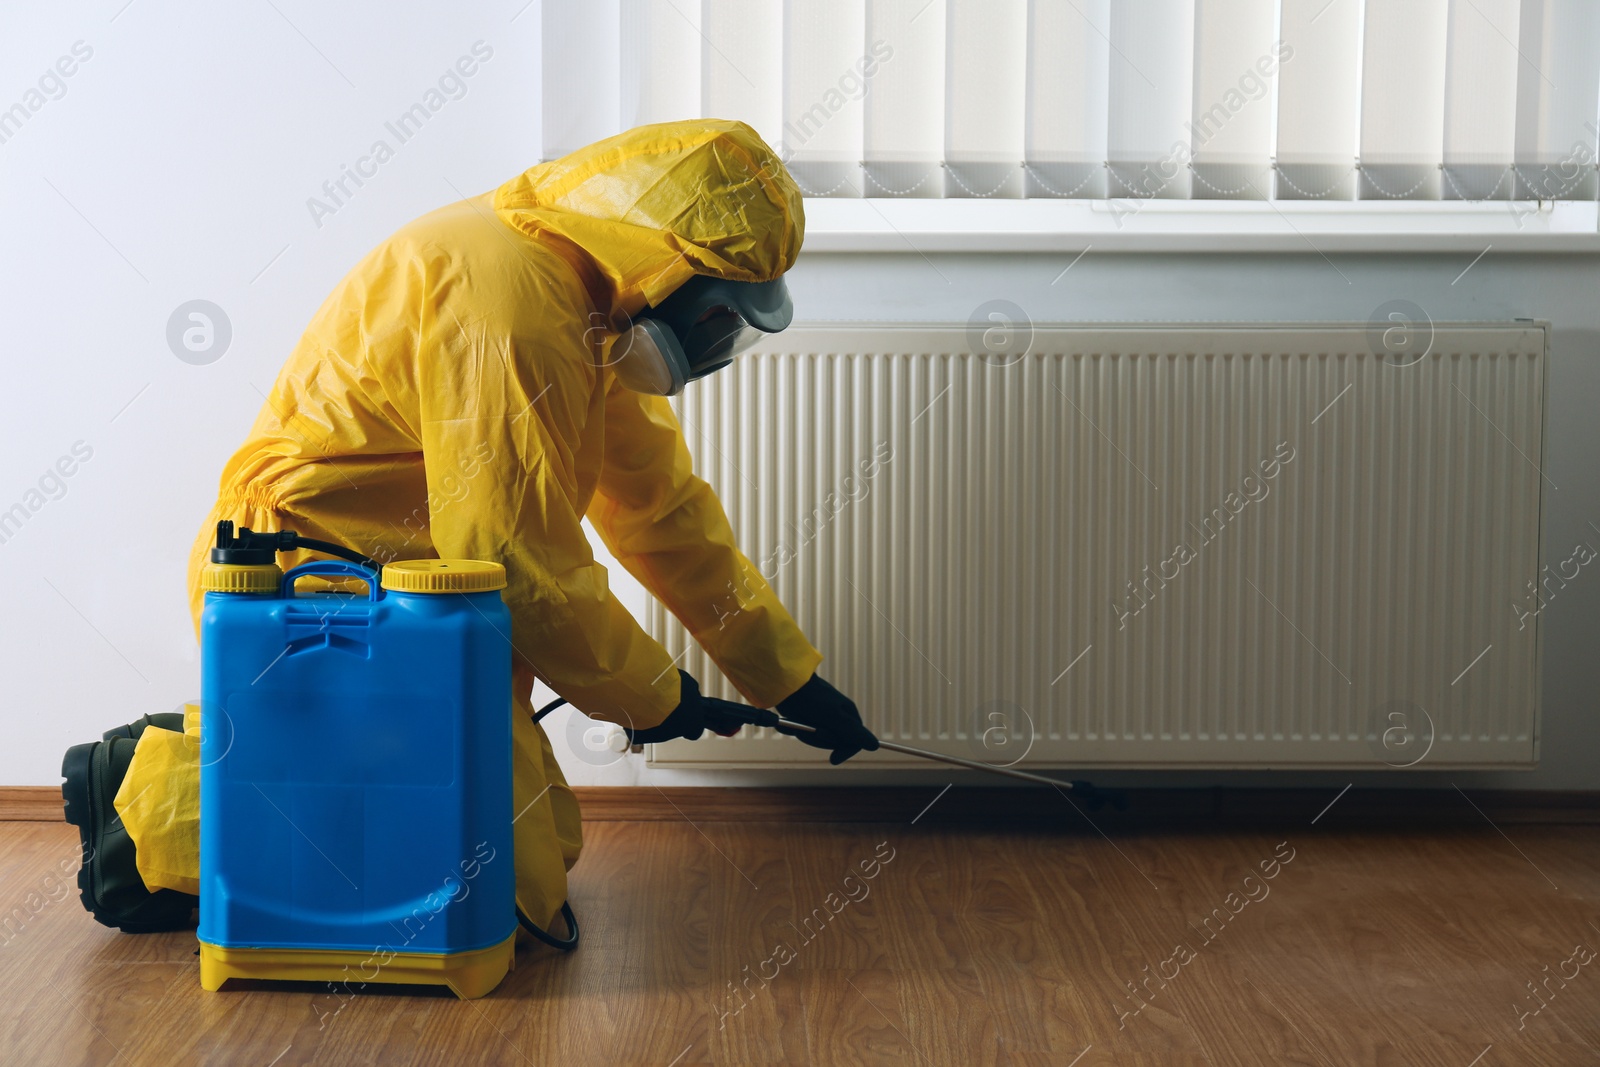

{"left": 281, "top": 560, "right": 383, "bottom": 602}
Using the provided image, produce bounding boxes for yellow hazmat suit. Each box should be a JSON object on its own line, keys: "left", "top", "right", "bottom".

{"left": 116, "top": 119, "right": 822, "bottom": 936}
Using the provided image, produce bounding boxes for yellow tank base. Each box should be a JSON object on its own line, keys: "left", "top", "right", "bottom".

{"left": 198, "top": 934, "right": 516, "bottom": 1000}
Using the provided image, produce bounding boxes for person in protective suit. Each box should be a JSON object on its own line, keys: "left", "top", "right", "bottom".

{"left": 62, "top": 119, "right": 879, "bottom": 941}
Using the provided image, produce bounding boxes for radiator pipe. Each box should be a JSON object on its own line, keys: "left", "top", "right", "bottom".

{"left": 772, "top": 716, "right": 1077, "bottom": 790}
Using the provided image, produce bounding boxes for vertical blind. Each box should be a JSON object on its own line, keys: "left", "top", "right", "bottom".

{"left": 544, "top": 0, "right": 1600, "bottom": 202}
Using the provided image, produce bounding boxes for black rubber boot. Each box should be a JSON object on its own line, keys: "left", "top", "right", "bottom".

{"left": 61, "top": 736, "right": 198, "bottom": 933}
{"left": 100, "top": 711, "right": 186, "bottom": 743}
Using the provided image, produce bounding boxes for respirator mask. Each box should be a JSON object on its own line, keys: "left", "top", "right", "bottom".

{"left": 609, "top": 275, "right": 793, "bottom": 396}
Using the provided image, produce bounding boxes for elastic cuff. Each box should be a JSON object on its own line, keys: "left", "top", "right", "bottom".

{"left": 733, "top": 649, "right": 824, "bottom": 709}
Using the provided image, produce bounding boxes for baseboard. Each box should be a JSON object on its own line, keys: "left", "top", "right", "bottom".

{"left": 570, "top": 786, "right": 1600, "bottom": 827}
{"left": 0, "top": 787, "right": 64, "bottom": 821}
{"left": 6, "top": 784, "right": 1597, "bottom": 827}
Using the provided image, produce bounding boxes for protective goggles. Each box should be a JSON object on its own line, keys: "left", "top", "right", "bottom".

{"left": 610, "top": 276, "right": 793, "bottom": 396}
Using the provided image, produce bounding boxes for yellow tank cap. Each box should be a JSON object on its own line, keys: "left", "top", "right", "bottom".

{"left": 200, "top": 563, "right": 282, "bottom": 594}
{"left": 381, "top": 559, "right": 506, "bottom": 594}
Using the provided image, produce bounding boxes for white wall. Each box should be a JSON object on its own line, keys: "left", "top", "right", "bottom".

{"left": 0, "top": 0, "right": 542, "bottom": 785}
{"left": 3, "top": 3, "right": 1595, "bottom": 791}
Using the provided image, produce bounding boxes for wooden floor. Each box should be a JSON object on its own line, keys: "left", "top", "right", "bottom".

{"left": 4, "top": 807, "right": 1600, "bottom": 1066}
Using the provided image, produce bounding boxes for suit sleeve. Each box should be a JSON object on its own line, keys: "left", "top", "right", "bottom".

{"left": 585, "top": 376, "right": 822, "bottom": 708}
{"left": 417, "top": 265, "right": 680, "bottom": 731}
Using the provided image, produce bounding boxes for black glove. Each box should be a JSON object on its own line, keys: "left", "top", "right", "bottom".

{"left": 624, "top": 671, "right": 745, "bottom": 744}
{"left": 776, "top": 674, "right": 879, "bottom": 765}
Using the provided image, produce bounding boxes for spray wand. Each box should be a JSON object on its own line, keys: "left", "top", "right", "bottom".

{"left": 708, "top": 701, "right": 1084, "bottom": 791}
{"left": 541, "top": 695, "right": 1108, "bottom": 794}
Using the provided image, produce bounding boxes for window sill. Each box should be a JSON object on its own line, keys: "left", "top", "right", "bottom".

{"left": 799, "top": 198, "right": 1600, "bottom": 254}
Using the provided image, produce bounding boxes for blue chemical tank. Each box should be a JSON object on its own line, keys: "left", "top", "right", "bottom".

{"left": 196, "top": 525, "right": 515, "bottom": 998}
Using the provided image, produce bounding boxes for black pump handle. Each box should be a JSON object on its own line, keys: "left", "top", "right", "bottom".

{"left": 210, "top": 520, "right": 378, "bottom": 570}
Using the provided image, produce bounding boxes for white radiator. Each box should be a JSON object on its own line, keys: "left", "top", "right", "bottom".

{"left": 646, "top": 324, "right": 1546, "bottom": 770}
